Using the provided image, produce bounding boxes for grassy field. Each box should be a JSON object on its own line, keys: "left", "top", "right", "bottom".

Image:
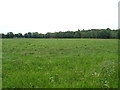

{"left": 2, "top": 39, "right": 118, "bottom": 88}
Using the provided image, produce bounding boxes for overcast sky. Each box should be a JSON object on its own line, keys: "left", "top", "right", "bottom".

{"left": 0, "top": 0, "right": 119, "bottom": 34}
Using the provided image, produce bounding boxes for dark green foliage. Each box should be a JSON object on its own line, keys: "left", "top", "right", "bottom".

{"left": 99, "top": 29, "right": 111, "bottom": 39}
{"left": 74, "top": 30, "right": 81, "bottom": 38}
{"left": 118, "top": 29, "right": 120, "bottom": 39}
{"left": 6, "top": 32, "right": 14, "bottom": 38}
{"left": 1, "top": 28, "right": 119, "bottom": 39}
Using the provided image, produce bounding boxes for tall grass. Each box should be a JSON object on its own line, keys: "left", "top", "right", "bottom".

{"left": 2, "top": 39, "right": 118, "bottom": 88}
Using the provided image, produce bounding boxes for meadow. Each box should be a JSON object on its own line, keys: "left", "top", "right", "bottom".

{"left": 2, "top": 39, "right": 118, "bottom": 88}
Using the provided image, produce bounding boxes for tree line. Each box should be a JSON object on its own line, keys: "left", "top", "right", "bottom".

{"left": 1, "top": 28, "right": 119, "bottom": 39}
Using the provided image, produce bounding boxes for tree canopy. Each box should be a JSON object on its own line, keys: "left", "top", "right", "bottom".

{"left": 1, "top": 28, "right": 119, "bottom": 39}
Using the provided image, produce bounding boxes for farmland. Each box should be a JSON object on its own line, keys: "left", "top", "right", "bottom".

{"left": 2, "top": 39, "right": 118, "bottom": 88}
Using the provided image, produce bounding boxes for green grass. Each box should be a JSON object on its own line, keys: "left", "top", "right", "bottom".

{"left": 2, "top": 39, "right": 118, "bottom": 88}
